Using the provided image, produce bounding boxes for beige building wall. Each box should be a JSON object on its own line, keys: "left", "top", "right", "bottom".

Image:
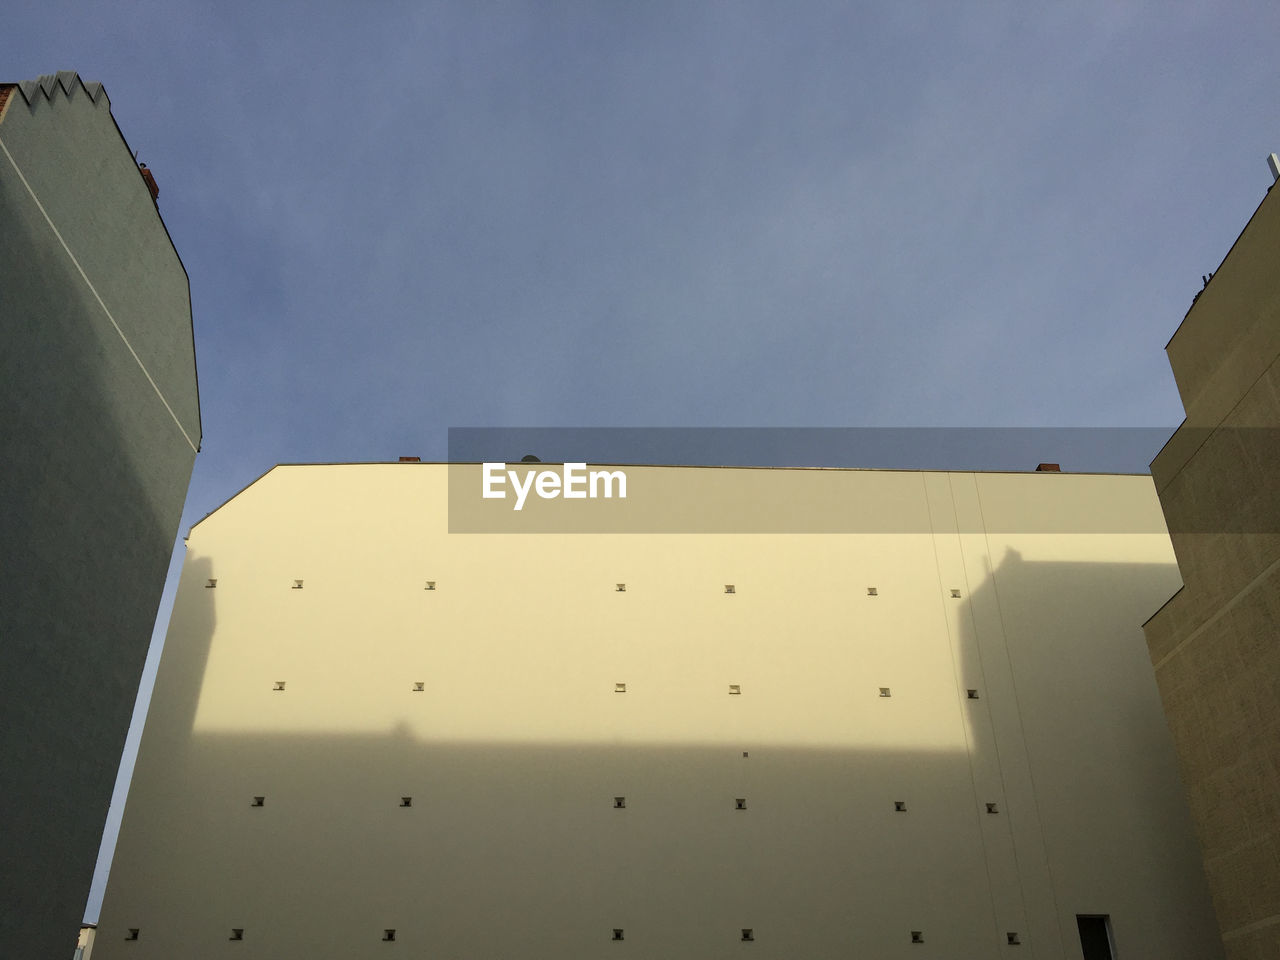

{"left": 95, "top": 463, "right": 1218, "bottom": 959}
{"left": 1145, "top": 177, "right": 1280, "bottom": 960}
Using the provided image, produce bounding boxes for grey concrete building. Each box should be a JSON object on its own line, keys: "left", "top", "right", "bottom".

{"left": 1143, "top": 169, "right": 1280, "bottom": 960}
{"left": 0, "top": 72, "right": 200, "bottom": 959}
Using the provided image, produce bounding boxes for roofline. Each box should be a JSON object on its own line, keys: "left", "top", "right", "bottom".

{"left": 97, "top": 79, "right": 204, "bottom": 450}
{"left": 188, "top": 460, "right": 1155, "bottom": 534}
{"left": 1147, "top": 417, "right": 1185, "bottom": 470}
{"left": 272, "top": 459, "right": 1154, "bottom": 475}
{"left": 1165, "top": 176, "right": 1279, "bottom": 351}
{"left": 189, "top": 464, "right": 283, "bottom": 535}
{"left": 2, "top": 71, "right": 202, "bottom": 449}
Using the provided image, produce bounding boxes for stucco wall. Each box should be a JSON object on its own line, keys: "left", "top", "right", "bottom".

{"left": 95, "top": 464, "right": 1218, "bottom": 959}
{"left": 1145, "top": 181, "right": 1280, "bottom": 960}
{"left": 0, "top": 74, "right": 199, "bottom": 960}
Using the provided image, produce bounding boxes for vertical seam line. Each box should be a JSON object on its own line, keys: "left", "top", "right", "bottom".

{"left": 973, "top": 476, "right": 1066, "bottom": 955}
{"left": 925, "top": 472, "right": 1004, "bottom": 943}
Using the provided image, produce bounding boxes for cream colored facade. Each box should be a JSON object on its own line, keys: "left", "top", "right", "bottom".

{"left": 95, "top": 463, "right": 1220, "bottom": 959}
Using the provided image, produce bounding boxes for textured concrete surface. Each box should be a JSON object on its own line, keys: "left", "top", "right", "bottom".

{"left": 0, "top": 73, "right": 199, "bottom": 960}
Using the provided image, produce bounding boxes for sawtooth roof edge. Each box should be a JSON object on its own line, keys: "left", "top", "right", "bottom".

{"left": 2, "top": 70, "right": 203, "bottom": 450}
{"left": 10, "top": 71, "right": 108, "bottom": 107}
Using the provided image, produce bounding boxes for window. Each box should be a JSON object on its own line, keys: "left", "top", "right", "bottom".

{"left": 292, "top": 580, "right": 304, "bottom": 589}
{"left": 894, "top": 801, "right": 907, "bottom": 812}
{"left": 967, "top": 689, "right": 980, "bottom": 699}
{"left": 616, "top": 583, "right": 626, "bottom": 592}
{"left": 614, "top": 797, "right": 626, "bottom": 809}
{"left": 251, "top": 796, "right": 265, "bottom": 807}
{"left": 612, "top": 929, "right": 625, "bottom": 941}
{"left": 735, "top": 798, "right": 747, "bottom": 810}
{"left": 400, "top": 797, "right": 412, "bottom": 807}
{"left": 413, "top": 682, "right": 424, "bottom": 692}
{"left": 382, "top": 930, "right": 396, "bottom": 942}
{"left": 911, "top": 930, "right": 924, "bottom": 944}
{"left": 741, "top": 928, "right": 754, "bottom": 941}
{"left": 866, "top": 586, "right": 878, "bottom": 596}
{"left": 1077, "top": 915, "right": 1114, "bottom": 960}
{"left": 724, "top": 584, "right": 735, "bottom": 594}
{"left": 125, "top": 929, "right": 140, "bottom": 941}
{"left": 728, "top": 684, "right": 741, "bottom": 695}
{"left": 615, "top": 682, "right": 627, "bottom": 693}
{"left": 879, "top": 687, "right": 892, "bottom": 697}
{"left": 206, "top": 578, "right": 217, "bottom": 588}
{"left": 230, "top": 929, "right": 244, "bottom": 941}
{"left": 273, "top": 681, "right": 286, "bottom": 691}
{"left": 986, "top": 802, "right": 999, "bottom": 814}
{"left": 424, "top": 580, "right": 436, "bottom": 591}
{"left": 1007, "top": 932, "right": 1021, "bottom": 945}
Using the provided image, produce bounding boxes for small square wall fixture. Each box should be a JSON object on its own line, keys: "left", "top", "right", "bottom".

{"left": 741, "top": 928, "right": 754, "bottom": 941}
{"left": 986, "top": 802, "right": 1000, "bottom": 814}
{"left": 616, "top": 583, "right": 626, "bottom": 592}
{"left": 615, "top": 682, "right": 627, "bottom": 693}
{"left": 866, "top": 586, "right": 878, "bottom": 596}
{"left": 612, "top": 929, "right": 625, "bottom": 941}
{"left": 400, "top": 796, "right": 413, "bottom": 807}
{"left": 229, "top": 929, "right": 244, "bottom": 941}
{"left": 382, "top": 929, "right": 396, "bottom": 942}
{"left": 273, "top": 681, "right": 286, "bottom": 691}
{"left": 911, "top": 930, "right": 924, "bottom": 944}
{"left": 206, "top": 578, "right": 217, "bottom": 588}
{"left": 292, "top": 579, "right": 304, "bottom": 590}
{"left": 251, "top": 796, "right": 265, "bottom": 807}
{"left": 894, "top": 801, "right": 907, "bottom": 812}
{"left": 424, "top": 580, "right": 436, "bottom": 591}
{"left": 724, "top": 584, "right": 736, "bottom": 594}
{"left": 735, "top": 798, "right": 747, "bottom": 810}
{"left": 614, "top": 796, "right": 626, "bottom": 809}
{"left": 1007, "top": 932, "right": 1021, "bottom": 945}
{"left": 728, "top": 684, "right": 741, "bottom": 695}
{"left": 950, "top": 588, "right": 962, "bottom": 598}
{"left": 879, "top": 687, "right": 892, "bottom": 697}
{"left": 967, "top": 688, "right": 980, "bottom": 699}
{"left": 126, "top": 929, "right": 140, "bottom": 941}
{"left": 413, "top": 682, "right": 424, "bottom": 692}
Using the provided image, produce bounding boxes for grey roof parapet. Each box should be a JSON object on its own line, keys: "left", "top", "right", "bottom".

{"left": 13, "top": 71, "right": 107, "bottom": 107}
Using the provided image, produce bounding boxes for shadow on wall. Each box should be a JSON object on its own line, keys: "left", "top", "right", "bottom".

{"left": 957, "top": 549, "right": 1221, "bottom": 960}
{"left": 0, "top": 180, "right": 192, "bottom": 960}
{"left": 93, "top": 550, "right": 1222, "bottom": 960}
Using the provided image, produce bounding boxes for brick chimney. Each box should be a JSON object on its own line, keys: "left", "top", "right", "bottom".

{"left": 138, "top": 163, "right": 159, "bottom": 201}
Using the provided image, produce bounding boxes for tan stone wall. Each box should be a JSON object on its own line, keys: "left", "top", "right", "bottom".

{"left": 1145, "top": 181, "right": 1280, "bottom": 960}
{"left": 1162, "top": 183, "right": 1280, "bottom": 428}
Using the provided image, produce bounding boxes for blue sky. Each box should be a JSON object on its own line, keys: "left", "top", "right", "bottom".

{"left": 6, "top": 0, "right": 1279, "bottom": 921}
